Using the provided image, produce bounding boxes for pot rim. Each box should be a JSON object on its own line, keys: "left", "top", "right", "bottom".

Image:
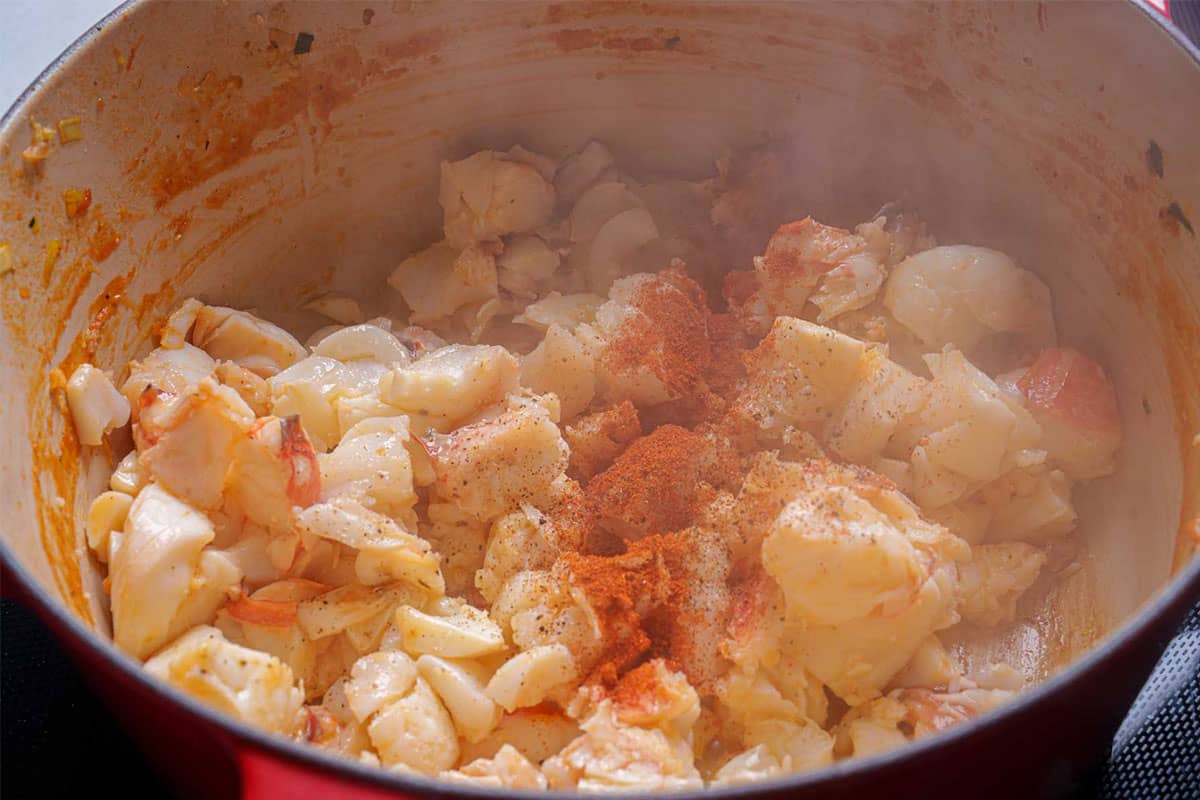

{"left": 2, "top": 0, "right": 1199, "bottom": 796}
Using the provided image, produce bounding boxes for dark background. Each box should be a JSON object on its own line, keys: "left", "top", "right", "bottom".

{"left": 1, "top": 598, "right": 174, "bottom": 796}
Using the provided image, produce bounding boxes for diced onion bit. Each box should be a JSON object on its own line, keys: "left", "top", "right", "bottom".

{"left": 31, "top": 119, "right": 56, "bottom": 143}
{"left": 0, "top": 242, "right": 13, "bottom": 275}
{"left": 57, "top": 117, "right": 83, "bottom": 143}
{"left": 22, "top": 119, "right": 56, "bottom": 165}
{"left": 64, "top": 188, "right": 93, "bottom": 219}
{"left": 21, "top": 142, "right": 51, "bottom": 164}
{"left": 44, "top": 240, "right": 62, "bottom": 275}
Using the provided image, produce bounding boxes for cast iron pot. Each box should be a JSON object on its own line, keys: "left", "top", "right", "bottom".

{"left": 2, "top": 1, "right": 1198, "bottom": 798}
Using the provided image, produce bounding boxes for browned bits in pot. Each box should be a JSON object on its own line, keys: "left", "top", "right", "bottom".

{"left": 63, "top": 188, "right": 92, "bottom": 219}
{"left": 88, "top": 214, "right": 121, "bottom": 261}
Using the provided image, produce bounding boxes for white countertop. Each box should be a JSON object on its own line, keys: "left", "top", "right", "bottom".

{"left": 0, "top": 0, "right": 119, "bottom": 114}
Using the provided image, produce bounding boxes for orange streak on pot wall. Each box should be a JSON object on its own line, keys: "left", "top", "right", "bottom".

{"left": 29, "top": 407, "right": 89, "bottom": 625}
{"left": 133, "top": 44, "right": 369, "bottom": 211}
{"left": 1153, "top": 274, "right": 1200, "bottom": 573}
{"left": 28, "top": 266, "right": 141, "bottom": 625}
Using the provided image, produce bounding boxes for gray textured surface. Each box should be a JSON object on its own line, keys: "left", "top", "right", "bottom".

{"left": 1103, "top": 605, "right": 1200, "bottom": 798}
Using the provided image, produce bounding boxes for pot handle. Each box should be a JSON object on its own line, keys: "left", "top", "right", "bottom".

{"left": 239, "top": 748, "right": 415, "bottom": 800}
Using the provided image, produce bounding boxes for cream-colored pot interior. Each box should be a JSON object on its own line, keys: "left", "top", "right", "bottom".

{"left": 1, "top": 0, "right": 1197, "bottom": 687}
